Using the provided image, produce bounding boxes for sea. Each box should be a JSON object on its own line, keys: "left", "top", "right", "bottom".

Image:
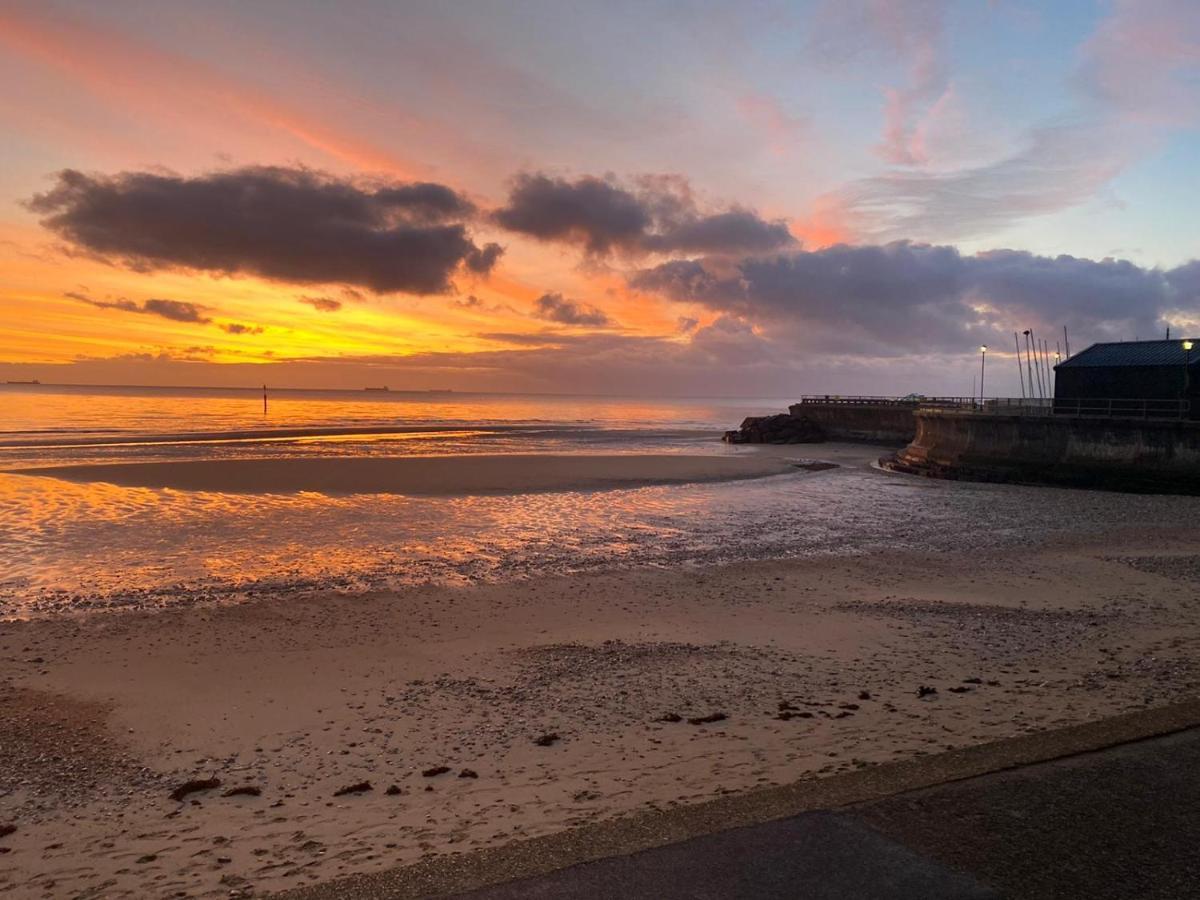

{"left": 0, "top": 383, "right": 1189, "bottom": 619}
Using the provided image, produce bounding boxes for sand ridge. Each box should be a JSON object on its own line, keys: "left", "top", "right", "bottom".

{"left": 6, "top": 453, "right": 803, "bottom": 496}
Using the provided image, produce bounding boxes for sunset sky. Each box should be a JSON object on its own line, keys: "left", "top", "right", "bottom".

{"left": 1, "top": 0, "right": 1198, "bottom": 396}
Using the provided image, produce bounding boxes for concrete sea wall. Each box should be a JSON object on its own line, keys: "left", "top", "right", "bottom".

{"left": 886, "top": 409, "right": 1200, "bottom": 493}
{"left": 786, "top": 402, "right": 917, "bottom": 444}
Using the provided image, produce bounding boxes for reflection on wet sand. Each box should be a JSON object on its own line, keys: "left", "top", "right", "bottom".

{"left": 2, "top": 442, "right": 1196, "bottom": 620}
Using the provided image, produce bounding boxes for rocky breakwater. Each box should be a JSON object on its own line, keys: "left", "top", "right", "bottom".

{"left": 723, "top": 413, "right": 825, "bottom": 444}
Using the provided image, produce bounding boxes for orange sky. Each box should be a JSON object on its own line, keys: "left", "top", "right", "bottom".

{"left": 1, "top": 1, "right": 1196, "bottom": 394}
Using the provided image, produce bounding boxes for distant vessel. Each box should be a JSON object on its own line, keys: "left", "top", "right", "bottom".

{"left": 6, "top": 379, "right": 40, "bottom": 385}
{"left": 364, "top": 386, "right": 390, "bottom": 392}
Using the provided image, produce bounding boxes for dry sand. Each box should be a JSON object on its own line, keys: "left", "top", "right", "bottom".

{"left": 3, "top": 530, "right": 1200, "bottom": 898}
{"left": 5, "top": 453, "right": 799, "bottom": 496}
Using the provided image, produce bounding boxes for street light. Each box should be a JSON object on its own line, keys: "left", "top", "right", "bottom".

{"left": 1185, "top": 340, "right": 1194, "bottom": 400}
{"left": 979, "top": 345, "right": 987, "bottom": 406}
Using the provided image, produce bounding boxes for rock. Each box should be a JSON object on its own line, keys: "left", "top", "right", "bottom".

{"left": 458, "top": 768, "right": 478, "bottom": 779}
{"left": 136, "top": 854, "right": 157, "bottom": 864}
{"left": 917, "top": 685, "right": 938, "bottom": 698}
{"left": 333, "top": 781, "right": 372, "bottom": 796}
{"left": 533, "top": 733, "right": 561, "bottom": 747}
{"left": 385, "top": 785, "right": 402, "bottom": 796}
{"left": 657, "top": 712, "right": 683, "bottom": 723}
{"left": 722, "top": 413, "right": 825, "bottom": 445}
{"left": 0, "top": 824, "right": 15, "bottom": 839}
{"left": 687, "top": 712, "right": 727, "bottom": 725}
{"left": 422, "top": 766, "right": 451, "bottom": 777}
{"left": 858, "top": 690, "right": 872, "bottom": 700}
{"left": 170, "top": 777, "right": 221, "bottom": 802}
{"left": 838, "top": 703, "right": 860, "bottom": 710}
{"left": 223, "top": 786, "right": 262, "bottom": 797}
{"left": 777, "top": 700, "right": 799, "bottom": 712}
{"left": 948, "top": 686, "right": 971, "bottom": 694}
{"left": 963, "top": 677, "right": 983, "bottom": 684}
{"left": 776, "top": 710, "right": 813, "bottom": 721}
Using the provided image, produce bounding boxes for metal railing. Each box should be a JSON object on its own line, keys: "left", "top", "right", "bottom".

{"left": 796, "top": 395, "right": 970, "bottom": 407}
{"left": 985, "top": 397, "right": 1189, "bottom": 419}
{"left": 796, "top": 395, "right": 1191, "bottom": 420}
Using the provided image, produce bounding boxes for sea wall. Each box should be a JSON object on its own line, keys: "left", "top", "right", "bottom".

{"left": 885, "top": 409, "right": 1200, "bottom": 493}
{"left": 786, "top": 402, "right": 917, "bottom": 444}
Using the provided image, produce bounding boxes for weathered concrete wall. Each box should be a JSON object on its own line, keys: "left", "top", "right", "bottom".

{"left": 787, "top": 403, "right": 916, "bottom": 444}
{"left": 886, "top": 409, "right": 1200, "bottom": 493}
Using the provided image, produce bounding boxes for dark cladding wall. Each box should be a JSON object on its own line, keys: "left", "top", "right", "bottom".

{"left": 888, "top": 409, "right": 1200, "bottom": 493}
{"left": 787, "top": 402, "right": 917, "bottom": 444}
{"left": 1055, "top": 364, "right": 1192, "bottom": 401}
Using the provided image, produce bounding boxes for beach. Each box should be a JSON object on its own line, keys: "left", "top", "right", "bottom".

{"left": 4, "top": 390, "right": 1200, "bottom": 898}
{"left": 3, "top": 490, "right": 1200, "bottom": 897}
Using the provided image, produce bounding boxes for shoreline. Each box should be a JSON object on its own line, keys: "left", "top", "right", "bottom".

{"left": 4, "top": 532, "right": 1200, "bottom": 897}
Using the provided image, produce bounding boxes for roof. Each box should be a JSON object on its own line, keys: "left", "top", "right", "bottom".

{"left": 1057, "top": 340, "right": 1200, "bottom": 369}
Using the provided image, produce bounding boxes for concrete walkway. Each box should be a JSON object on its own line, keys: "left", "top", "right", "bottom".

{"left": 462, "top": 726, "right": 1200, "bottom": 899}
{"left": 459, "top": 810, "right": 997, "bottom": 899}
{"left": 280, "top": 701, "right": 1200, "bottom": 900}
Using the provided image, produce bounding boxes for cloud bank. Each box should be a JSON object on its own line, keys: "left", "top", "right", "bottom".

{"left": 633, "top": 242, "right": 1194, "bottom": 356}
{"left": 493, "top": 172, "right": 795, "bottom": 257}
{"left": 29, "top": 166, "right": 502, "bottom": 294}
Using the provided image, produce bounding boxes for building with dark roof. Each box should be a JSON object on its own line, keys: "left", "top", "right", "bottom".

{"left": 1054, "top": 339, "right": 1199, "bottom": 405}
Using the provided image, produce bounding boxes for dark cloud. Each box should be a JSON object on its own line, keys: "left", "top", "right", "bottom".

{"left": 67, "top": 291, "right": 213, "bottom": 323}
{"left": 65, "top": 290, "right": 139, "bottom": 313}
{"left": 67, "top": 291, "right": 264, "bottom": 334}
{"left": 632, "top": 242, "right": 1195, "bottom": 355}
{"left": 219, "top": 322, "right": 264, "bottom": 335}
{"left": 532, "top": 292, "right": 611, "bottom": 327}
{"left": 299, "top": 295, "right": 343, "bottom": 312}
{"left": 493, "top": 172, "right": 794, "bottom": 257}
{"left": 465, "top": 242, "right": 504, "bottom": 273}
{"left": 29, "top": 166, "right": 494, "bottom": 294}
{"left": 143, "top": 298, "right": 211, "bottom": 323}
{"left": 371, "top": 182, "right": 476, "bottom": 222}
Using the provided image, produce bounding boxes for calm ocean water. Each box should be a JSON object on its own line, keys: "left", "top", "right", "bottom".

{"left": 0, "top": 383, "right": 782, "bottom": 460}
{"left": 0, "top": 384, "right": 1191, "bottom": 619}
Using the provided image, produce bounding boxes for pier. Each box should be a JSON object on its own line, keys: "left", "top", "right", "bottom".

{"left": 727, "top": 394, "right": 1200, "bottom": 494}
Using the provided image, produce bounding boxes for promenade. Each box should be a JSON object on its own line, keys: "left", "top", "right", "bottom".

{"left": 284, "top": 700, "right": 1200, "bottom": 899}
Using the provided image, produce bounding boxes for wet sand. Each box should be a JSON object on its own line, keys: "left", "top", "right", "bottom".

{"left": 6, "top": 453, "right": 799, "bottom": 495}
{"left": 4, "top": 532, "right": 1200, "bottom": 898}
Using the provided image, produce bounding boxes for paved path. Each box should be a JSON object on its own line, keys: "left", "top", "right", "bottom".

{"left": 280, "top": 702, "right": 1200, "bottom": 900}
{"left": 459, "top": 810, "right": 997, "bottom": 899}
{"left": 856, "top": 726, "right": 1200, "bottom": 900}
{"left": 461, "top": 727, "right": 1200, "bottom": 899}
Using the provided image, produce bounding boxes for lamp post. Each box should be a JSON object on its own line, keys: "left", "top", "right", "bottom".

{"left": 1184, "top": 340, "right": 1194, "bottom": 405}
{"left": 979, "top": 345, "right": 987, "bottom": 407}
